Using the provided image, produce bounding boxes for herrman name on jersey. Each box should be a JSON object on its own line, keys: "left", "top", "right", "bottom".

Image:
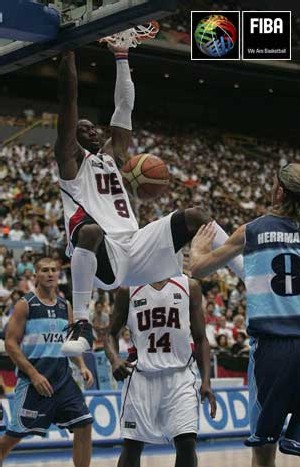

{"left": 258, "top": 232, "right": 300, "bottom": 244}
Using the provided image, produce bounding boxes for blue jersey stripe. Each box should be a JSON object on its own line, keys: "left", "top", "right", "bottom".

{"left": 244, "top": 248, "right": 300, "bottom": 276}
{"left": 247, "top": 292, "right": 300, "bottom": 318}
{"left": 25, "top": 318, "right": 67, "bottom": 334}
{"left": 21, "top": 343, "right": 66, "bottom": 359}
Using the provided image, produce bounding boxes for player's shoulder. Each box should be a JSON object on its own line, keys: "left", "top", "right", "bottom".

{"left": 21, "top": 291, "right": 36, "bottom": 304}
{"left": 188, "top": 276, "right": 202, "bottom": 293}
{"left": 57, "top": 295, "right": 68, "bottom": 307}
{"left": 168, "top": 274, "right": 191, "bottom": 297}
{"left": 246, "top": 214, "right": 270, "bottom": 229}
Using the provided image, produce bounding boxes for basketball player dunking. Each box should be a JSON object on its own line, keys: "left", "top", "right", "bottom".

{"left": 105, "top": 274, "right": 216, "bottom": 467}
{"left": 56, "top": 45, "right": 244, "bottom": 356}
{"left": 190, "top": 164, "right": 300, "bottom": 465}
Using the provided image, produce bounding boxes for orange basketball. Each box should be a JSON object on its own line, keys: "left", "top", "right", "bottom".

{"left": 122, "top": 153, "right": 169, "bottom": 200}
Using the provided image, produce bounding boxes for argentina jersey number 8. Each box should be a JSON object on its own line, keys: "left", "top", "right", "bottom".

{"left": 271, "top": 253, "right": 300, "bottom": 296}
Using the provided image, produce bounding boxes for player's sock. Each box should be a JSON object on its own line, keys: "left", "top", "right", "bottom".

{"left": 61, "top": 247, "right": 97, "bottom": 357}
{"left": 213, "top": 222, "right": 244, "bottom": 280}
{"left": 71, "top": 247, "right": 97, "bottom": 321}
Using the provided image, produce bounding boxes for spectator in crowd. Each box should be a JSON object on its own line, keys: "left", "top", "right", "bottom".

{"left": 224, "top": 308, "right": 234, "bottom": 327}
{"left": 215, "top": 315, "right": 234, "bottom": 345}
{"left": 0, "top": 218, "right": 10, "bottom": 238}
{"left": 29, "top": 223, "right": 49, "bottom": 246}
{"left": 16, "top": 252, "right": 35, "bottom": 277}
{"left": 8, "top": 221, "right": 25, "bottom": 241}
{"left": 18, "top": 269, "right": 35, "bottom": 294}
{"left": 231, "top": 331, "right": 250, "bottom": 357}
{"left": 215, "top": 334, "right": 231, "bottom": 354}
{"left": 118, "top": 328, "right": 132, "bottom": 353}
{"left": 228, "top": 281, "right": 246, "bottom": 309}
{"left": 0, "top": 277, "right": 16, "bottom": 299}
{"left": 204, "top": 300, "right": 219, "bottom": 325}
{"left": 232, "top": 314, "right": 247, "bottom": 341}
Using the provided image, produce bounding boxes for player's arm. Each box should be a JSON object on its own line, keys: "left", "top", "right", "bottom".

{"left": 5, "top": 300, "right": 54, "bottom": 397}
{"left": 189, "top": 278, "right": 216, "bottom": 418}
{"left": 103, "top": 47, "right": 134, "bottom": 168}
{"left": 55, "top": 51, "right": 84, "bottom": 179}
{"left": 190, "top": 223, "right": 245, "bottom": 279}
{"left": 67, "top": 301, "right": 94, "bottom": 388}
{"left": 105, "top": 287, "right": 132, "bottom": 381}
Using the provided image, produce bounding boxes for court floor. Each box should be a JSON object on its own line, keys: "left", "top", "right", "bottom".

{"left": 3, "top": 441, "right": 299, "bottom": 466}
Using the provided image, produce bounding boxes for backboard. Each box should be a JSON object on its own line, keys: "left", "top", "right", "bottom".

{"left": 0, "top": 0, "right": 178, "bottom": 75}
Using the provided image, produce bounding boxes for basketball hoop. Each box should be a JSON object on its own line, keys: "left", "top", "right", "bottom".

{"left": 99, "top": 20, "right": 159, "bottom": 49}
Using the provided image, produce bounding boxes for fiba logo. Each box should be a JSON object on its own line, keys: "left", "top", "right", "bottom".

{"left": 191, "top": 11, "right": 240, "bottom": 60}
{"left": 242, "top": 11, "right": 291, "bottom": 60}
{"left": 194, "top": 15, "right": 237, "bottom": 58}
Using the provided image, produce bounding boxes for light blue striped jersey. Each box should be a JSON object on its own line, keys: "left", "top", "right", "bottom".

{"left": 19, "top": 292, "right": 71, "bottom": 389}
{"left": 244, "top": 214, "right": 300, "bottom": 337}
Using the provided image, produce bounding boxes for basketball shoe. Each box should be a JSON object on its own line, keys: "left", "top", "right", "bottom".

{"left": 279, "top": 438, "right": 300, "bottom": 456}
{"left": 62, "top": 320, "right": 94, "bottom": 356}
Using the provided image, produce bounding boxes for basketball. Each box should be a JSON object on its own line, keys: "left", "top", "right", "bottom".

{"left": 122, "top": 153, "right": 169, "bottom": 200}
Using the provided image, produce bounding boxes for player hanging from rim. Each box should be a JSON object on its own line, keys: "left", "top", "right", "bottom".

{"left": 55, "top": 41, "right": 244, "bottom": 357}
{"left": 105, "top": 274, "right": 216, "bottom": 467}
{"left": 189, "top": 163, "right": 300, "bottom": 466}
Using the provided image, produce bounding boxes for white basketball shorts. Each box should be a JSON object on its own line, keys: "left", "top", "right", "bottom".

{"left": 94, "top": 212, "right": 183, "bottom": 290}
{"left": 120, "top": 366, "right": 199, "bottom": 444}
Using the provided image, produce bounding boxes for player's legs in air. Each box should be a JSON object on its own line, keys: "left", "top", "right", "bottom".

{"left": 63, "top": 206, "right": 244, "bottom": 356}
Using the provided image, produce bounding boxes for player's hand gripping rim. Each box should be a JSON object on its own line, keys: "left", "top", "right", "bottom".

{"left": 200, "top": 383, "right": 217, "bottom": 419}
{"left": 112, "top": 358, "right": 134, "bottom": 381}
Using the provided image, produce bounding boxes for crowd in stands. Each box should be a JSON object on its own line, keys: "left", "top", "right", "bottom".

{"left": 1, "top": 117, "right": 300, "bottom": 368}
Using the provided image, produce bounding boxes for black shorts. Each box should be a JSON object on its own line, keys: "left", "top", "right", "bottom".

{"left": 246, "top": 336, "right": 300, "bottom": 449}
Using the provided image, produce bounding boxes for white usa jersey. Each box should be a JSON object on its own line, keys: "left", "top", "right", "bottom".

{"left": 59, "top": 151, "right": 138, "bottom": 254}
{"left": 127, "top": 275, "right": 193, "bottom": 373}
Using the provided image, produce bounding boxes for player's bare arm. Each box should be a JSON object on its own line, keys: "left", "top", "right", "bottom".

{"left": 189, "top": 278, "right": 217, "bottom": 419}
{"left": 5, "top": 300, "right": 54, "bottom": 397}
{"left": 190, "top": 223, "right": 246, "bottom": 278}
{"left": 67, "top": 302, "right": 94, "bottom": 388}
{"left": 105, "top": 287, "right": 133, "bottom": 381}
{"left": 55, "top": 50, "right": 84, "bottom": 180}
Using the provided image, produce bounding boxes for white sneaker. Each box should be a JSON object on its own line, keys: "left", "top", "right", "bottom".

{"left": 62, "top": 320, "right": 94, "bottom": 357}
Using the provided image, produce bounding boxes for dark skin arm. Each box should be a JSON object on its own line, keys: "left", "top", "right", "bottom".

{"left": 5, "top": 300, "right": 54, "bottom": 397}
{"left": 104, "top": 287, "right": 133, "bottom": 381}
{"left": 55, "top": 51, "right": 84, "bottom": 180}
{"left": 101, "top": 122, "right": 132, "bottom": 170}
{"left": 189, "top": 278, "right": 217, "bottom": 418}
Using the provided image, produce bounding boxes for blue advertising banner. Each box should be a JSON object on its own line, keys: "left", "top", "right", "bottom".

{"left": 1, "top": 387, "right": 250, "bottom": 448}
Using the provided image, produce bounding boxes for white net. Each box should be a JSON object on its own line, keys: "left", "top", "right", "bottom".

{"left": 100, "top": 20, "right": 159, "bottom": 48}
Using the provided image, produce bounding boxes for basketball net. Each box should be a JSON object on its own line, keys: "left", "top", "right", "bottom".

{"left": 99, "top": 20, "right": 159, "bottom": 49}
